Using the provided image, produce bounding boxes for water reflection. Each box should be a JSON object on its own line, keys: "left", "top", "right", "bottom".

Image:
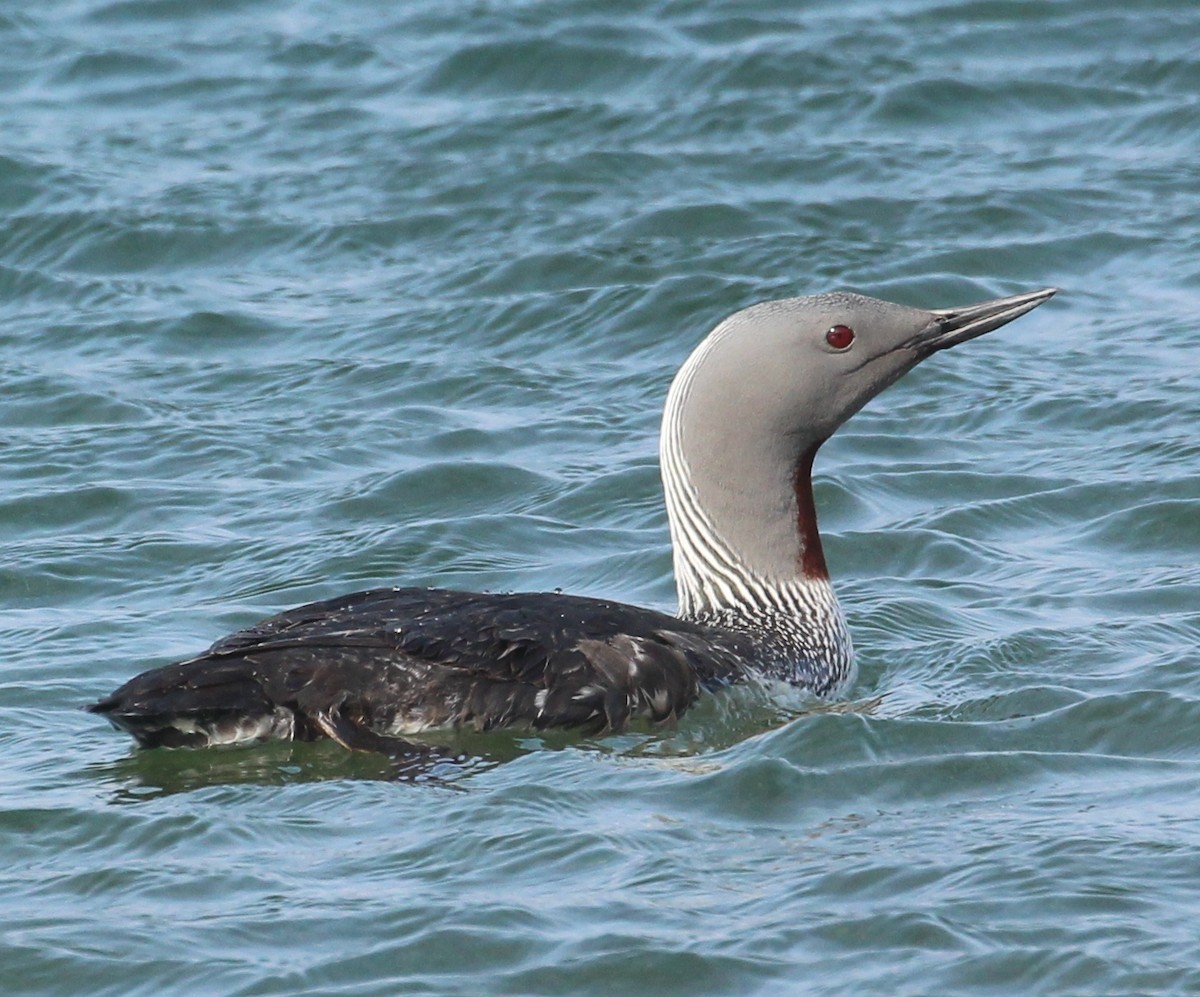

{"left": 82, "top": 688, "right": 883, "bottom": 800}
{"left": 85, "top": 738, "right": 484, "bottom": 800}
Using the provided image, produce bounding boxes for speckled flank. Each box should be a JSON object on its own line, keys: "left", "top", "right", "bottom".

{"left": 90, "top": 588, "right": 756, "bottom": 751}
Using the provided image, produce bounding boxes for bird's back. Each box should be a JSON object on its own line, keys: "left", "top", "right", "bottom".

{"left": 88, "top": 587, "right": 756, "bottom": 751}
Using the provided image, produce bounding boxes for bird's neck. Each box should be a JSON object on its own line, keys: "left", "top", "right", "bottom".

{"left": 659, "top": 372, "right": 852, "bottom": 689}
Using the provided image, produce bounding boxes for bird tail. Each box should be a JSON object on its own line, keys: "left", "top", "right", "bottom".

{"left": 86, "top": 655, "right": 299, "bottom": 749}
{"left": 86, "top": 653, "right": 452, "bottom": 767}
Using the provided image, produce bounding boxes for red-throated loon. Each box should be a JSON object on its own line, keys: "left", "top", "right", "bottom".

{"left": 89, "top": 287, "right": 1056, "bottom": 753}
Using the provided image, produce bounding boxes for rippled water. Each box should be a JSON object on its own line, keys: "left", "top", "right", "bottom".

{"left": 3, "top": 1, "right": 1199, "bottom": 993}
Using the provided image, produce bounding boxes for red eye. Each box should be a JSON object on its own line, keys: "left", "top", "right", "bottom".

{"left": 826, "top": 324, "right": 855, "bottom": 350}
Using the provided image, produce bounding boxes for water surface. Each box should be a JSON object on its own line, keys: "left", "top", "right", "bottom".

{"left": 2, "top": 1, "right": 1199, "bottom": 994}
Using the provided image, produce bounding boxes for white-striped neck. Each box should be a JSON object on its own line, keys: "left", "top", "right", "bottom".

{"left": 659, "top": 316, "right": 854, "bottom": 691}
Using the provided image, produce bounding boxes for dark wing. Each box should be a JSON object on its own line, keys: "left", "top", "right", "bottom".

{"left": 88, "top": 587, "right": 754, "bottom": 752}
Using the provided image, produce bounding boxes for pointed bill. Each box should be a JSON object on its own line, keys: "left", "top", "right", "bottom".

{"left": 919, "top": 287, "right": 1057, "bottom": 352}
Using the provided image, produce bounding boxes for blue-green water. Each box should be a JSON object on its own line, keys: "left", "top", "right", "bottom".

{"left": 3, "top": 0, "right": 1200, "bottom": 993}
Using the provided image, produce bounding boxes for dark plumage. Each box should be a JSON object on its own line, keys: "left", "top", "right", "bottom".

{"left": 88, "top": 587, "right": 754, "bottom": 751}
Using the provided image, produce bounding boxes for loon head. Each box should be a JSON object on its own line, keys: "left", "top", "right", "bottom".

{"left": 670, "top": 287, "right": 1057, "bottom": 468}
{"left": 661, "top": 287, "right": 1057, "bottom": 617}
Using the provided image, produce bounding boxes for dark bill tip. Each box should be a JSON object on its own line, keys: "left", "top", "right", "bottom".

{"left": 924, "top": 286, "right": 1058, "bottom": 351}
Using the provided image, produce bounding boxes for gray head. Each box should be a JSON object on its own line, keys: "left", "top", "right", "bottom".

{"left": 660, "top": 287, "right": 1056, "bottom": 622}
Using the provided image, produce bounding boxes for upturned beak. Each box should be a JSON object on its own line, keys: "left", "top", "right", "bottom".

{"left": 919, "top": 287, "right": 1057, "bottom": 352}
